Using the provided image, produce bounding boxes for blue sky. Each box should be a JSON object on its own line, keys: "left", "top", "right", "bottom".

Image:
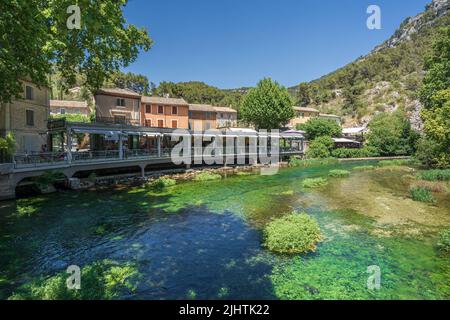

{"left": 123, "top": 0, "right": 431, "bottom": 89}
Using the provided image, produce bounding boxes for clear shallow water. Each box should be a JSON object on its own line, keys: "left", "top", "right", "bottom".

{"left": 0, "top": 161, "right": 449, "bottom": 300}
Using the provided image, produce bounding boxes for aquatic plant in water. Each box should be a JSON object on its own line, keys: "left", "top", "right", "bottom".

{"left": 328, "top": 170, "right": 350, "bottom": 178}
{"left": 353, "top": 165, "right": 375, "bottom": 171}
{"left": 289, "top": 157, "right": 338, "bottom": 168}
{"left": 378, "top": 159, "right": 415, "bottom": 167}
{"left": 437, "top": 229, "right": 450, "bottom": 254}
{"left": 409, "top": 187, "right": 435, "bottom": 203}
{"left": 416, "top": 169, "right": 450, "bottom": 182}
{"left": 194, "top": 172, "right": 222, "bottom": 181}
{"left": 264, "top": 212, "right": 322, "bottom": 254}
{"left": 147, "top": 177, "right": 176, "bottom": 191}
{"left": 302, "top": 177, "right": 328, "bottom": 188}
{"left": 8, "top": 260, "right": 140, "bottom": 300}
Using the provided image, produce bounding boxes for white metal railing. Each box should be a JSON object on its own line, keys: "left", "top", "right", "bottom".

{"left": 14, "top": 152, "right": 68, "bottom": 169}
{"left": 12, "top": 146, "right": 304, "bottom": 169}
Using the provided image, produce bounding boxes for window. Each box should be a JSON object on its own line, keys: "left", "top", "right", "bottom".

{"left": 188, "top": 111, "right": 192, "bottom": 118}
{"left": 25, "top": 86, "right": 33, "bottom": 100}
{"left": 205, "top": 122, "right": 211, "bottom": 130}
{"left": 172, "top": 106, "right": 178, "bottom": 115}
{"left": 116, "top": 98, "right": 126, "bottom": 107}
{"left": 145, "top": 119, "right": 152, "bottom": 127}
{"left": 60, "top": 108, "right": 66, "bottom": 115}
{"left": 157, "top": 119, "right": 164, "bottom": 127}
{"left": 206, "top": 112, "right": 210, "bottom": 120}
{"left": 145, "top": 105, "right": 151, "bottom": 113}
{"left": 171, "top": 120, "right": 178, "bottom": 128}
{"left": 158, "top": 105, "right": 164, "bottom": 114}
{"left": 26, "top": 110, "right": 34, "bottom": 126}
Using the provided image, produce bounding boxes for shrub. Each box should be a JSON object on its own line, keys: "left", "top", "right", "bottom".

{"left": 194, "top": 172, "right": 222, "bottom": 181}
{"left": 331, "top": 146, "right": 380, "bottom": 159}
{"left": 35, "top": 171, "right": 65, "bottom": 189}
{"left": 148, "top": 177, "right": 176, "bottom": 190}
{"left": 302, "top": 177, "right": 328, "bottom": 188}
{"left": 8, "top": 260, "right": 139, "bottom": 300}
{"left": 87, "top": 173, "right": 97, "bottom": 183}
{"left": 353, "top": 165, "right": 375, "bottom": 171}
{"left": 328, "top": 170, "right": 350, "bottom": 178}
{"left": 416, "top": 169, "right": 450, "bottom": 182}
{"left": 307, "top": 141, "right": 330, "bottom": 159}
{"left": 409, "top": 187, "right": 435, "bottom": 203}
{"left": 436, "top": 229, "right": 450, "bottom": 254}
{"left": 264, "top": 213, "right": 322, "bottom": 254}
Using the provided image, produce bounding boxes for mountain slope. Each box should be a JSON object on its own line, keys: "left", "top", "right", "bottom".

{"left": 290, "top": 0, "right": 450, "bottom": 129}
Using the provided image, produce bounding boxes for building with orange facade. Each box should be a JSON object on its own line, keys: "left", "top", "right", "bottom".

{"left": 188, "top": 104, "right": 237, "bottom": 130}
{"left": 141, "top": 96, "right": 189, "bottom": 129}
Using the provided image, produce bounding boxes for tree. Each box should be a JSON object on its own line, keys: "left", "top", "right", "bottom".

{"left": 417, "top": 26, "right": 450, "bottom": 168}
{"left": 307, "top": 136, "right": 334, "bottom": 159}
{"left": 240, "top": 78, "right": 294, "bottom": 130}
{"left": 108, "top": 72, "right": 150, "bottom": 95}
{"left": 0, "top": 0, "right": 153, "bottom": 103}
{"left": 366, "top": 111, "right": 419, "bottom": 156}
{"left": 295, "top": 83, "right": 311, "bottom": 107}
{"left": 298, "top": 118, "right": 342, "bottom": 141}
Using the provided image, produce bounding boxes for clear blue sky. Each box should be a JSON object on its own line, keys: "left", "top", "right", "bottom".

{"left": 123, "top": 0, "right": 431, "bottom": 89}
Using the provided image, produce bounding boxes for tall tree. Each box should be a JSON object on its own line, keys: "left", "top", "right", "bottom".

{"left": 240, "top": 78, "right": 294, "bottom": 130}
{"left": 367, "top": 111, "right": 419, "bottom": 156}
{"left": 0, "top": 0, "right": 152, "bottom": 103}
{"left": 417, "top": 26, "right": 450, "bottom": 168}
{"left": 295, "top": 82, "right": 311, "bottom": 107}
{"left": 108, "top": 72, "right": 150, "bottom": 95}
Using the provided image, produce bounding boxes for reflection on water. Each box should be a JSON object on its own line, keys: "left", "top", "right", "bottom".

{"left": 0, "top": 161, "right": 448, "bottom": 299}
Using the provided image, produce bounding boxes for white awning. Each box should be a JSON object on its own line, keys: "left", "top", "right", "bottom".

{"left": 332, "top": 138, "right": 361, "bottom": 144}
{"left": 123, "top": 131, "right": 161, "bottom": 137}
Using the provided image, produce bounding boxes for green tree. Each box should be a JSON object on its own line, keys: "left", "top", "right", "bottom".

{"left": 240, "top": 78, "right": 294, "bottom": 130}
{"left": 366, "top": 111, "right": 419, "bottom": 156}
{"left": 295, "top": 82, "right": 311, "bottom": 107}
{"left": 107, "top": 72, "right": 150, "bottom": 95}
{"left": 0, "top": 133, "right": 16, "bottom": 162}
{"left": 0, "top": 0, "right": 153, "bottom": 103}
{"left": 417, "top": 26, "right": 450, "bottom": 168}
{"left": 298, "top": 118, "right": 342, "bottom": 141}
{"left": 307, "top": 136, "right": 334, "bottom": 159}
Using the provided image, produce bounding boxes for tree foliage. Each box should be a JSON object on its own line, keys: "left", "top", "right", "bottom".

{"left": 107, "top": 72, "right": 150, "bottom": 95}
{"left": 0, "top": 0, "right": 153, "bottom": 103}
{"left": 240, "top": 78, "right": 294, "bottom": 130}
{"left": 417, "top": 26, "right": 450, "bottom": 168}
{"left": 366, "top": 111, "right": 419, "bottom": 156}
{"left": 154, "top": 81, "right": 244, "bottom": 110}
{"left": 298, "top": 118, "right": 342, "bottom": 141}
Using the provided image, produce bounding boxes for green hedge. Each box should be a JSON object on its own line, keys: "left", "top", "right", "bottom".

{"left": 331, "top": 147, "right": 379, "bottom": 159}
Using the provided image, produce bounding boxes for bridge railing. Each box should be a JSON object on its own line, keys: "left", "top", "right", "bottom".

{"left": 13, "top": 147, "right": 304, "bottom": 169}
{"left": 14, "top": 152, "right": 68, "bottom": 169}
{"left": 72, "top": 150, "right": 120, "bottom": 163}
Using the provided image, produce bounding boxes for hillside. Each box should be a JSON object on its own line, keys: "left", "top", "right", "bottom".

{"left": 290, "top": 0, "right": 450, "bottom": 129}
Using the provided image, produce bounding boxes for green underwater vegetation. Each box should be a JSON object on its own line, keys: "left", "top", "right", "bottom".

{"left": 0, "top": 160, "right": 449, "bottom": 300}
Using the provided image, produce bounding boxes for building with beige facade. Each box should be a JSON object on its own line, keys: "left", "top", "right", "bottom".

{"left": 289, "top": 106, "right": 341, "bottom": 128}
{"left": 0, "top": 80, "right": 51, "bottom": 154}
{"left": 215, "top": 106, "right": 238, "bottom": 128}
{"left": 94, "top": 88, "right": 141, "bottom": 125}
{"left": 141, "top": 96, "right": 189, "bottom": 129}
{"left": 50, "top": 100, "right": 90, "bottom": 116}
